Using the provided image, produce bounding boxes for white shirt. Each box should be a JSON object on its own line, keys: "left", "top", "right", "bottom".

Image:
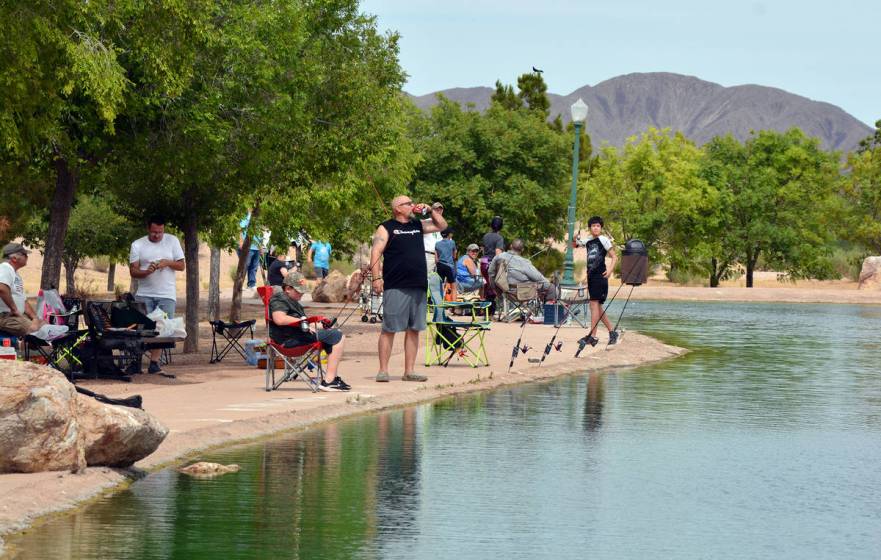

{"left": 576, "top": 234, "right": 613, "bottom": 251}
{"left": 0, "top": 261, "right": 25, "bottom": 314}
{"left": 129, "top": 234, "right": 185, "bottom": 300}
{"left": 423, "top": 231, "right": 442, "bottom": 252}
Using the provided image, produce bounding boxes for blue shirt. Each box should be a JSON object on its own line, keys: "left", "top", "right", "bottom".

{"left": 456, "top": 255, "right": 477, "bottom": 283}
{"left": 239, "top": 214, "right": 259, "bottom": 251}
{"left": 435, "top": 239, "right": 456, "bottom": 266}
{"left": 311, "top": 241, "right": 331, "bottom": 269}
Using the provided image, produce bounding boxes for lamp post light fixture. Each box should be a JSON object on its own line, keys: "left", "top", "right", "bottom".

{"left": 562, "top": 98, "right": 588, "bottom": 285}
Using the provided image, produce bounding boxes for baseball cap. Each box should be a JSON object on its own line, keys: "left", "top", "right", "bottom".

{"left": 431, "top": 201, "right": 444, "bottom": 210}
{"left": 466, "top": 243, "right": 480, "bottom": 252}
{"left": 2, "top": 243, "right": 31, "bottom": 258}
{"left": 282, "top": 272, "right": 308, "bottom": 293}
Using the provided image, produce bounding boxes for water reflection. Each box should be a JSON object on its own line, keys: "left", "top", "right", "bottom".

{"left": 8, "top": 302, "right": 881, "bottom": 560}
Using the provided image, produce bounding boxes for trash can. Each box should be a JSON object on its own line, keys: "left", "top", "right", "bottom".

{"left": 620, "top": 239, "right": 648, "bottom": 286}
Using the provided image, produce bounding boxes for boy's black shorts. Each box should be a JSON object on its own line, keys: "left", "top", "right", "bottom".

{"left": 587, "top": 275, "right": 608, "bottom": 303}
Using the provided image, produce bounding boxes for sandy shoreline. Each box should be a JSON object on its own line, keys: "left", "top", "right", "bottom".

{"left": 0, "top": 319, "right": 684, "bottom": 554}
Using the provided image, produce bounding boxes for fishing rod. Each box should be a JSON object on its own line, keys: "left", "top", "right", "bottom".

{"left": 537, "top": 303, "right": 585, "bottom": 366}
{"left": 603, "top": 284, "right": 636, "bottom": 350}
{"left": 574, "top": 279, "right": 628, "bottom": 357}
{"left": 507, "top": 310, "right": 533, "bottom": 373}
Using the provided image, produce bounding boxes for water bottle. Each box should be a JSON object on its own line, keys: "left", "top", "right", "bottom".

{"left": 0, "top": 338, "right": 17, "bottom": 361}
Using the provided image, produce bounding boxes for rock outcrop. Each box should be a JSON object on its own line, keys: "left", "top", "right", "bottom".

{"left": 0, "top": 361, "right": 84, "bottom": 473}
{"left": 858, "top": 257, "right": 881, "bottom": 289}
{"left": 311, "top": 270, "right": 348, "bottom": 303}
{"left": 0, "top": 361, "right": 168, "bottom": 473}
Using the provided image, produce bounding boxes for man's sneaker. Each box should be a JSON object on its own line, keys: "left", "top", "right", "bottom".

{"left": 328, "top": 377, "right": 351, "bottom": 391}
{"left": 147, "top": 361, "right": 175, "bottom": 378}
{"left": 319, "top": 380, "right": 342, "bottom": 392}
{"left": 402, "top": 372, "right": 428, "bottom": 382}
{"left": 585, "top": 335, "right": 599, "bottom": 347}
{"left": 608, "top": 330, "right": 619, "bottom": 345}
{"left": 375, "top": 371, "right": 390, "bottom": 382}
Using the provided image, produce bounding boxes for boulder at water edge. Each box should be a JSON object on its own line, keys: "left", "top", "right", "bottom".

{"left": 311, "top": 270, "right": 348, "bottom": 303}
{"left": 0, "top": 361, "right": 168, "bottom": 473}
{"left": 858, "top": 256, "right": 881, "bottom": 289}
{"left": 0, "top": 361, "right": 84, "bottom": 473}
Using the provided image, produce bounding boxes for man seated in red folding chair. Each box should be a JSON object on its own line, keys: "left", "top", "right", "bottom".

{"left": 269, "top": 272, "right": 351, "bottom": 392}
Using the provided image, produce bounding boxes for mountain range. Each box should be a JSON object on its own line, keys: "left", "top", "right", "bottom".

{"left": 407, "top": 72, "right": 872, "bottom": 152}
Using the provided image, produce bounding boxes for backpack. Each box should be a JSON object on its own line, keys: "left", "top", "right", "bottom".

{"left": 435, "top": 323, "right": 462, "bottom": 350}
{"left": 493, "top": 255, "right": 510, "bottom": 293}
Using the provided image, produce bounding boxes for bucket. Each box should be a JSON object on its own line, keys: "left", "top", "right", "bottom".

{"left": 620, "top": 239, "right": 648, "bottom": 286}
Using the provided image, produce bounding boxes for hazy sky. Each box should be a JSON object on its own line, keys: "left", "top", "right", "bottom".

{"left": 360, "top": 0, "right": 879, "bottom": 126}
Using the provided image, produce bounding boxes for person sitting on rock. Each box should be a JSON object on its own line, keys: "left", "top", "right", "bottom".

{"left": 269, "top": 272, "right": 350, "bottom": 392}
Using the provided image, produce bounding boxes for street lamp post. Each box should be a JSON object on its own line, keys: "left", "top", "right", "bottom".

{"left": 562, "top": 98, "right": 588, "bottom": 285}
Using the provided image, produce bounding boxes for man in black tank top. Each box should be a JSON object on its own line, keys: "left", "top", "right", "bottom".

{"left": 370, "top": 195, "right": 447, "bottom": 383}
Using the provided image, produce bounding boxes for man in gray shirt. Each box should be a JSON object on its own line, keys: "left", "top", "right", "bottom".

{"left": 488, "top": 238, "right": 552, "bottom": 292}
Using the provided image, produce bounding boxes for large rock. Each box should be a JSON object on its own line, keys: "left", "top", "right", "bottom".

{"left": 858, "top": 256, "right": 881, "bottom": 289}
{"left": 0, "top": 361, "right": 84, "bottom": 473}
{"left": 0, "top": 361, "right": 168, "bottom": 473}
{"left": 77, "top": 392, "right": 168, "bottom": 468}
{"left": 311, "top": 270, "right": 348, "bottom": 303}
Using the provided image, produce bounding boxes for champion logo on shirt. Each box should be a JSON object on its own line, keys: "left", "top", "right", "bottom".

{"left": 392, "top": 229, "right": 420, "bottom": 235}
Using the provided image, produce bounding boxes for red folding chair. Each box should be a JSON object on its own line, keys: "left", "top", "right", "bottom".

{"left": 258, "top": 286, "right": 328, "bottom": 392}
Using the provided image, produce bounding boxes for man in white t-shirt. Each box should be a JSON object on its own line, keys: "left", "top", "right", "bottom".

{"left": 0, "top": 243, "right": 41, "bottom": 336}
{"left": 129, "top": 215, "right": 185, "bottom": 375}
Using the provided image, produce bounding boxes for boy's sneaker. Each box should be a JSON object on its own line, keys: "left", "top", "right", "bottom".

{"left": 328, "top": 377, "right": 351, "bottom": 391}
{"left": 608, "top": 331, "right": 619, "bottom": 345}
{"left": 585, "top": 335, "right": 599, "bottom": 347}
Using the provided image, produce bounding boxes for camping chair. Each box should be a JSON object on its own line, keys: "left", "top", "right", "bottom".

{"left": 425, "top": 300, "right": 491, "bottom": 367}
{"left": 495, "top": 282, "right": 545, "bottom": 323}
{"left": 24, "top": 330, "right": 90, "bottom": 380}
{"left": 257, "top": 289, "right": 327, "bottom": 392}
{"left": 208, "top": 319, "right": 256, "bottom": 363}
{"left": 548, "top": 284, "right": 591, "bottom": 328}
{"left": 80, "top": 301, "right": 145, "bottom": 379}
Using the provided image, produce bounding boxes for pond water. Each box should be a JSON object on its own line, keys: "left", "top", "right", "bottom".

{"left": 7, "top": 302, "right": 881, "bottom": 559}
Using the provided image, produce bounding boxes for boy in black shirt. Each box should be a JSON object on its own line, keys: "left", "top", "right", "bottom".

{"left": 269, "top": 273, "right": 350, "bottom": 391}
{"left": 576, "top": 216, "right": 619, "bottom": 346}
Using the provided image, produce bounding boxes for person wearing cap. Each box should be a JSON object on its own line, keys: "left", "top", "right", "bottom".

{"left": 455, "top": 243, "right": 484, "bottom": 293}
{"left": 0, "top": 243, "right": 42, "bottom": 336}
{"left": 370, "top": 195, "right": 447, "bottom": 383}
{"left": 269, "top": 272, "right": 350, "bottom": 392}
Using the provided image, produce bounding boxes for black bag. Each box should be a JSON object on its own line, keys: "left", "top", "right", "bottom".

{"left": 110, "top": 301, "right": 156, "bottom": 330}
{"left": 435, "top": 324, "right": 462, "bottom": 350}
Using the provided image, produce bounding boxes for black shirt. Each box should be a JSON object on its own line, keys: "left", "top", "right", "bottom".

{"left": 482, "top": 231, "right": 505, "bottom": 259}
{"left": 267, "top": 259, "right": 292, "bottom": 286}
{"left": 268, "top": 292, "right": 313, "bottom": 346}
{"left": 585, "top": 237, "right": 608, "bottom": 278}
{"left": 380, "top": 218, "right": 426, "bottom": 290}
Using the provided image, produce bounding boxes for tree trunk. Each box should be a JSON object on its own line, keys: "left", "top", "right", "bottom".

{"left": 63, "top": 260, "right": 76, "bottom": 295}
{"left": 208, "top": 246, "right": 221, "bottom": 322}
{"left": 230, "top": 202, "right": 260, "bottom": 322}
{"left": 107, "top": 262, "right": 116, "bottom": 293}
{"left": 40, "top": 157, "right": 78, "bottom": 290}
{"left": 182, "top": 214, "right": 200, "bottom": 353}
{"left": 746, "top": 248, "right": 759, "bottom": 288}
{"left": 709, "top": 258, "right": 720, "bottom": 288}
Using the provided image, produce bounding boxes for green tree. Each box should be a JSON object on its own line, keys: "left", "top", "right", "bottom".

{"left": 857, "top": 119, "right": 881, "bottom": 154}
{"left": 517, "top": 73, "right": 550, "bottom": 119}
{"left": 842, "top": 137, "right": 881, "bottom": 253}
{"left": 702, "top": 129, "right": 840, "bottom": 286}
{"left": 584, "top": 128, "right": 718, "bottom": 278}
{"left": 491, "top": 81, "right": 522, "bottom": 111}
{"left": 409, "top": 96, "right": 570, "bottom": 249}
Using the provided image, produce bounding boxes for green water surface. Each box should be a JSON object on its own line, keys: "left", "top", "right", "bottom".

{"left": 7, "top": 302, "right": 881, "bottom": 559}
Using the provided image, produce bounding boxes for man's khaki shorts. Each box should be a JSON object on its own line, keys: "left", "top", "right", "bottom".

{"left": 0, "top": 313, "right": 32, "bottom": 336}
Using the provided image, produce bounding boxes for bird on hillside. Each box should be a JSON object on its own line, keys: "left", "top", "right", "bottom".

{"left": 532, "top": 66, "right": 543, "bottom": 74}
